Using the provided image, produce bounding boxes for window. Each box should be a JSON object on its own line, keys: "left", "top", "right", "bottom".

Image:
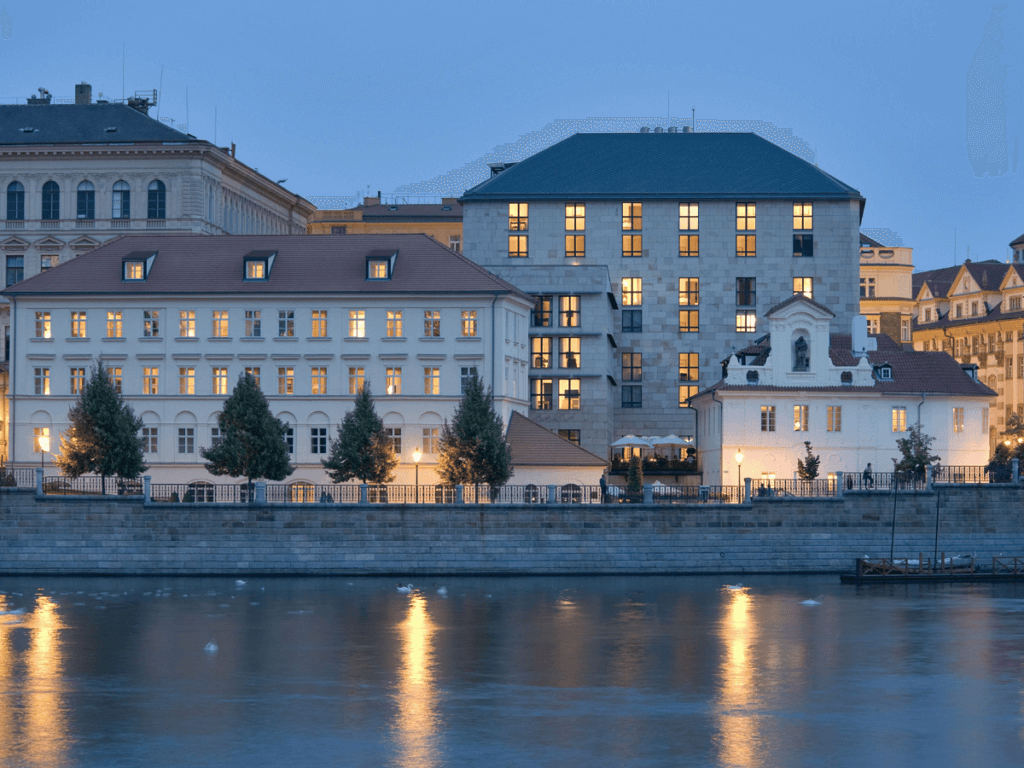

{"left": 7, "top": 181, "right": 25, "bottom": 220}
{"left": 953, "top": 407, "right": 964, "bottom": 433}
{"left": 761, "top": 405, "right": 776, "bottom": 432}
{"left": 41, "top": 181, "right": 59, "bottom": 220}
{"left": 424, "top": 310, "right": 440, "bottom": 337}
{"left": 971, "top": 301, "right": 978, "bottom": 316}
{"left": 347, "top": 310, "right": 365, "bottom": 338}
{"left": 5, "top": 255, "right": 23, "bottom": 286}
{"left": 559, "top": 378, "right": 581, "bottom": 410}
{"left": 559, "top": 296, "right": 580, "bottom": 327}
{"left": 736, "top": 203, "right": 756, "bottom": 230}
{"left": 244, "top": 367, "right": 260, "bottom": 387}
{"left": 141, "top": 426, "right": 157, "bottom": 453}
{"left": 103, "top": 311, "right": 122, "bottom": 339}
{"left": 622, "top": 352, "right": 642, "bottom": 382}
{"left": 310, "top": 428, "right": 327, "bottom": 454}
{"left": 178, "top": 428, "right": 195, "bottom": 454}
{"left": 278, "top": 310, "right": 294, "bottom": 337}
{"left": 148, "top": 180, "right": 166, "bottom": 219}
{"left": 311, "top": 367, "right": 327, "bottom": 395}
{"left": 71, "top": 311, "right": 87, "bottom": 338}
{"left": 867, "top": 317, "right": 879, "bottom": 334}
{"left": 179, "top": 310, "right": 195, "bottom": 338}
{"left": 348, "top": 367, "right": 364, "bottom": 394}
{"left": 124, "top": 261, "right": 144, "bottom": 280}
{"left": 675, "top": 201, "right": 698, "bottom": 229}
{"left": 827, "top": 405, "right": 842, "bottom": 432}
{"left": 143, "top": 367, "right": 159, "bottom": 395}
{"left": 736, "top": 234, "right": 756, "bottom": 257}
{"left": 110, "top": 180, "right": 131, "bottom": 219}
{"left": 531, "top": 378, "right": 553, "bottom": 410}
{"left": 107, "top": 367, "right": 122, "bottom": 394}
{"left": 623, "top": 310, "right": 642, "bottom": 333}
{"left": 679, "top": 353, "right": 699, "bottom": 406}
{"left": 679, "top": 234, "right": 699, "bottom": 258}
{"left": 312, "top": 309, "right": 328, "bottom": 338}
{"left": 508, "top": 235, "right": 528, "bottom": 258}
{"left": 679, "top": 309, "right": 700, "bottom": 333}
{"left": 284, "top": 427, "right": 294, "bottom": 454}
{"left": 40, "top": 255, "right": 57, "bottom": 271}
{"left": 34, "top": 365, "right": 50, "bottom": 393}
{"left": 369, "top": 260, "right": 388, "bottom": 279}
{"left": 955, "top": 304, "right": 962, "bottom": 318}
{"left": 34, "top": 311, "right": 51, "bottom": 339}
{"left": 622, "top": 234, "right": 643, "bottom": 258}
{"left": 449, "top": 235, "right": 461, "bottom": 253}
{"left": 565, "top": 234, "right": 585, "bottom": 258}
{"left": 532, "top": 296, "right": 552, "bottom": 327}
{"left": 212, "top": 367, "right": 228, "bottom": 395}
{"left": 924, "top": 307, "right": 933, "bottom": 322}
{"left": 461, "top": 366, "right": 478, "bottom": 394}
{"left": 461, "top": 310, "right": 477, "bottom": 337}
{"left": 387, "top": 310, "right": 403, "bottom": 337}
{"left": 622, "top": 278, "right": 642, "bottom": 307}
{"left": 246, "top": 259, "right": 266, "bottom": 279}
{"left": 1011, "top": 296, "right": 1023, "bottom": 311}
{"left": 509, "top": 203, "right": 528, "bottom": 231}
{"left": 278, "top": 367, "right": 294, "bottom": 395}
{"left": 565, "top": 203, "right": 585, "bottom": 231}
{"left": 531, "top": 337, "right": 552, "bottom": 368}
{"left": 386, "top": 367, "right": 402, "bottom": 395}
{"left": 385, "top": 427, "right": 402, "bottom": 454}
{"left": 622, "top": 385, "right": 642, "bottom": 408}
{"left": 144, "top": 310, "right": 159, "bottom": 337}
{"left": 423, "top": 427, "right": 439, "bottom": 454}
{"left": 179, "top": 367, "right": 195, "bottom": 395}
{"left": 33, "top": 427, "right": 50, "bottom": 453}
{"left": 793, "top": 203, "right": 813, "bottom": 229}
{"left": 1019, "top": 355, "right": 1023, "bottom": 379}
{"left": 892, "top": 406, "right": 907, "bottom": 432}
{"left": 424, "top": 367, "right": 440, "bottom": 395}
{"left": 560, "top": 337, "right": 581, "bottom": 369}
{"left": 737, "top": 277, "right": 756, "bottom": 308}
{"left": 793, "top": 234, "right": 814, "bottom": 258}
{"left": 860, "top": 278, "right": 876, "bottom": 298}
{"left": 622, "top": 202, "right": 642, "bottom": 230}
{"left": 793, "top": 277, "right": 813, "bottom": 299}
{"left": 793, "top": 404, "right": 809, "bottom": 431}
{"left": 245, "top": 310, "right": 261, "bottom": 338}
{"left": 901, "top": 318, "right": 910, "bottom": 342}
{"left": 70, "top": 368, "right": 85, "bottom": 395}
{"left": 679, "top": 277, "right": 699, "bottom": 307}
{"left": 211, "top": 427, "right": 223, "bottom": 448}
{"left": 77, "top": 181, "right": 95, "bottom": 220}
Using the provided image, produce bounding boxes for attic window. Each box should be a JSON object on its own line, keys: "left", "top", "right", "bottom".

{"left": 388, "top": 205, "right": 398, "bottom": 211}
{"left": 366, "top": 249, "right": 398, "bottom": 280}
{"left": 441, "top": 205, "right": 452, "bottom": 211}
{"left": 105, "top": 127, "right": 117, "bottom": 133}
{"left": 243, "top": 250, "right": 276, "bottom": 280}
{"left": 875, "top": 364, "right": 893, "bottom": 381}
{"left": 841, "top": 371, "right": 853, "bottom": 385}
{"left": 124, "top": 261, "right": 144, "bottom": 280}
{"left": 369, "top": 260, "right": 388, "bottom": 279}
{"left": 746, "top": 370, "right": 759, "bottom": 383}
{"left": 122, "top": 250, "right": 157, "bottom": 281}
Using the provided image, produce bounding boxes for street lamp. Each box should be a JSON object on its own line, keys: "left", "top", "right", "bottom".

{"left": 412, "top": 447, "right": 421, "bottom": 503}
{"left": 735, "top": 449, "right": 744, "bottom": 500}
{"left": 38, "top": 434, "right": 50, "bottom": 472}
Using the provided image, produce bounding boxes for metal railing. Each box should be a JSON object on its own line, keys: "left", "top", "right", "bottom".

{"left": 753, "top": 479, "right": 836, "bottom": 498}
{"left": 932, "top": 465, "right": 993, "bottom": 484}
{"left": 43, "top": 476, "right": 141, "bottom": 496}
{"left": 844, "top": 471, "right": 927, "bottom": 492}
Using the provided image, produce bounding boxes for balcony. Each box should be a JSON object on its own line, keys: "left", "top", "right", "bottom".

{"left": 0, "top": 218, "right": 187, "bottom": 233}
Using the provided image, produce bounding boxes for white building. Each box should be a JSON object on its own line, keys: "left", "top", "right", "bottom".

{"left": 690, "top": 295, "right": 995, "bottom": 486}
{"left": 2, "top": 234, "right": 533, "bottom": 487}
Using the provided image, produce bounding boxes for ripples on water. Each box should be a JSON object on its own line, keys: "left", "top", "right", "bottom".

{"left": 0, "top": 576, "right": 1022, "bottom": 767}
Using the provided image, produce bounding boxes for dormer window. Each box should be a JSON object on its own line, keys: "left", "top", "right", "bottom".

{"left": 122, "top": 251, "right": 156, "bottom": 281}
{"left": 875, "top": 364, "right": 893, "bottom": 381}
{"left": 369, "top": 260, "right": 388, "bottom": 279}
{"left": 243, "top": 250, "right": 275, "bottom": 280}
{"left": 365, "top": 248, "right": 398, "bottom": 280}
{"left": 125, "top": 261, "right": 144, "bottom": 280}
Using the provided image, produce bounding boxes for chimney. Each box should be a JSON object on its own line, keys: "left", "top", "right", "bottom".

{"left": 363, "top": 197, "right": 380, "bottom": 206}
{"left": 27, "top": 87, "right": 51, "bottom": 105}
{"left": 667, "top": 126, "right": 678, "bottom": 133}
{"left": 639, "top": 126, "right": 650, "bottom": 133}
{"left": 231, "top": 142, "right": 236, "bottom": 158}
{"left": 75, "top": 82, "right": 92, "bottom": 105}
{"left": 654, "top": 126, "right": 664, "bottom": 133}
{"left": 682, "top": 125, "right": 693, "bottom": 133}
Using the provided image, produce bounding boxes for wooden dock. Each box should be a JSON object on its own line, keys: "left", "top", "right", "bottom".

{"left": 840, "top": 555, "right": 1024, "bottom": 583}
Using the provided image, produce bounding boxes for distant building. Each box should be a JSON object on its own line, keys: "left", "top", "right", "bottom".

{"left": 2, "top": 234, "right": 532, "bottom": 483}
{"left": 859, "top": 232, "right": 915, "bottom": 345}
{"left": 308, "top": 197, "right": 463, "bottom": 252}
{"left": 691, "top": 296, "right": 994, "bottom": 485}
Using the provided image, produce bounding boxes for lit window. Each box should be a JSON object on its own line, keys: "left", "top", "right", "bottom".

{"left": 953, "top": 407, "right": 964, "bottom": 433}
{"left": 565, "top": 234, "right": 585, "bottom": 259}
{"left": 761, "top": 405, "right": 775, "bottom": 432}
{"left": 71, "top": 311, "right": 87, "bottom": 338}
{"left": 565, "top": 203, "right": 585, "bottom": 231}
{"left": 509, "top": 203, "right": 528, "bottom": 231}
{"left": 245, "top": 310, "right": 261, "bottom": 337}
{"left": 736, "top": 234, "right": 756, "bottom": 257}
{"left": 892, "top": 406, "right": 907, "bottom": 432}
{"left": 424, "top": 367, "right": 440, "bottom": 395}
{"left": 212, "top": 367, "right": 228, "bottom": 395}
{"left": 312, "top": 309, "right": 328, "bottom": 338}
{"left": 531, "top": 337, "right": 551, "bottom": 368}
{"left": 622, "top": 278, "right": 642, "bottom": 307}
{"left": 179, "top": 367, "right": 195, "bottom": 395}
{"left": 423, "top": 427, "right": 439, "bottom": 453}
{"left": 736, "top": 310, "right": 757, "bottom": 333}
{"left": 178, "top": 428, "right": 194, "bottom": 454}
{"left": 461, "top": 310, "right": 477, "bottom": 337}
{"left": 211, "top": 311, "right": 228, "bottom": 338}
{"left": 679, "top": 310, "right": 700, "bottom": 333}
{"left": 106, "top": 311, "right": 123, "bottom": 338}
{"left": 622, "top": 352, "right": 641, "bottom": 382}
{"left": 246, "top": 260, "right": 265, "bottom": 279}
{"left": 560, "top": 337, "right": 581, "bottom": 369}
{"left": 793, "top": 203, "right": 813, "bottom": 230}
{"left": 532, "top": 296, "right": 552, "bottom": 327}
{"left": 348, "top": 310, "right": 365, "bottom": 338}
{"left": 34, "top": 311, "right": 51, "bottom": 339}
{"left": 508, "top": 235, "right": 528, "bottom": 258}
{"left": 793, "top": 277, "right": 813, "bottom": 299}
{"left": 369, "top": 260, "right": 388, "bottom": 279}
{"left": 559, "top": 296, "right": 580, "bottom": 328}
{"left": 311, "top": 367, "right": 327, "bottom": 395}
{"left": 860, "top": 278, "right": 876, "bottom": 298}
{"left": 622, "top": 203, "right": 642, "bottom": 230}
{"left": 124, "top": 261, "right": 144, "bottom": 280}
{"left": 679, "top": 353, "right": 698, "bottom": 407}
{"left": 558, "top": 429, "right": 580, "bottom": 446}
{"left": 141, "top": 427, "right": 158, "bottom": 453}
{"left": 424, "top": 310, "right": 440, "bottom": 337}
{"left": 278, "top": 367, "right": 294, "bottom": 395}
{"left": 793, "top": 404, "right": 809, "bottom": 431}
{"left": 558, "top": 378, "right": 581, "bottom": 410}
{"left": 278, "top": 310, "right": 294, "bottom": 337}
{"left": 679, "top": 234, "right": 699, "bottom": 258}
{"left": 144, "top": 310, "right": 159, "bottom": 337}
{"left": 40, "top": 255, "right": 57, "bottom": 271}
{"left": 531, "top": 378, "right": 553, "bottom": 410}
{"left": 310, "top": 427, "right": 327, "bottom": 455}
{"left": 107, "top": 367, "right": 122, "bottom": 394}
{"left": 387, "top": 310, "right": 403, "bottom": 337}
{"left": 244, "top": 367, "right": 260, "bottom": 387}
{"left": 386, "top": 367, "right": 402, "bottom": 395}
{"left": 143, "top": 367, "right": 159, "bottom": 395}
{"left": 736, "top": 203, "right": 756, "bottom": 230}
{"left": 179, "top": 310, "right": 195, "bottom": 338}
{"left": 827, "top": 405, "right": 842, "bottom": 432}
{"left": 622, "top": 234, "right": 643, "bottom": 258}
{"left": 33, "top": 427, "right": 49, "bottom": 452}
{"left": 679, "top": 203, "right": 698, "bottom": 231}
{"left": 348, "top": 367, "right": 364, "bottom": 394}
{"left": 679, "top": 278, "right": 699, "bottom": 306}
{"left": 70, "top": 367, "right": 85, "bottom": 395}
{"left": 385, "top": 427, "right": 402, "bottom": 454}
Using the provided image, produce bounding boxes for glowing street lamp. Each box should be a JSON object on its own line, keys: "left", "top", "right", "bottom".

{"left": 412, "top": 447, "right": 422, "bottom": 503}
{"left": 735, "top": 449, "right": 744, "bottom": 500}
{"left": 38, "top": 434, "right": 50, "bottom": 471}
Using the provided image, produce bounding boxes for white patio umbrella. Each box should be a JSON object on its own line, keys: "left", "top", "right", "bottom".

{"left": 609, "top": 435, "right": 652, "bottom": 448}
{"left": 649, "top": 434, "right": 689, "bottom": 447}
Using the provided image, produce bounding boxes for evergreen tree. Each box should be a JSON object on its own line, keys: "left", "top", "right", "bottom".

{"left": 53, "top": 366, "right": 147, "bottom": 484}
{"left": 201, "top": 373, "right": 293, "bottom": 492}
{"left": 893, "top": 423, "right": 941, "bottom": 477}
{"left": 625, "top": 454, "right": 645, "bottom": 500}
{"left": 796, "top": 441, "right": 820, "bottom": 480}
{"left": 322, "top": 384, "right": 397, "bottom": 484}
{"left": 436, "top": 373, "right": 513, "bottom": 491}
{"left": 986, "top": 442, "right": 1014, "bottom": 482}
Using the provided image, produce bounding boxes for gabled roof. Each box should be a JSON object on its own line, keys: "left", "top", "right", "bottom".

{"left": 460, "top": 132, "right": 863, "bottom": 201}
{"left": 913, "top": 264, "right": 966, "bottom": 301}
{"left": 505, "top": 412, "right": 607, "bottom": 467}
{"left": 860, "top": 232, "right": 885, "bottom": 247}
{"left": 1011, "top": 231, "right": 1024, "bottom": 248}
{"left": 1, "top": 234, "right": 532, "bottom": 299}
{"left": 764, "top": 293, "right": 835, "bottom": 317}
{"left": 0, "top": 103, "right": 201, "bottom": 146}
{"left": 959, "top": 261, "right": 1008, "bottom": 293}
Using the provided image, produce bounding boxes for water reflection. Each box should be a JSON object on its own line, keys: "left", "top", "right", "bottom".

{"left": 392, "top": 593, "right": 441, "bottom": 768}
{"left": 715, "top": 589, "right": 762, "bottom": 768}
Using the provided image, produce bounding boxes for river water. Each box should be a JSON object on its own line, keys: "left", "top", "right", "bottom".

{"left": 0, "top": 575, "right": 1021, "bottom": 767}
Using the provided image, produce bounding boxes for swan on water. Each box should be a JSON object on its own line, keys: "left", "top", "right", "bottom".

{"left": 724, "top": 584, "right": 744, "bottom": 591}
{"left": 437, "top": 587, "right": 448, "bottom": 596}
{"left": 396, "top": 584, "right": 414, "bottom": 593}
{"left": 205, "top": 641, "right": 218, "bottom": 653}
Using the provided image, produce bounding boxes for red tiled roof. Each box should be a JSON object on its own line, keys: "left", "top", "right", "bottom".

{"left": 2, "top": 234, "right": 530, "bottom": 299}
{"left": 1012, "top": 231, "right": 1024, "bottom": 247}
{"left": 505, "top": 412, "right": 607, "bottom": 467}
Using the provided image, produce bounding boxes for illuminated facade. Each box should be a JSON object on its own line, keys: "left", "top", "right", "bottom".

{"left": 858, "top": 233, "right": 915, "bottom": 344}
{"left": 308, "top": 197, "right": 463, "bottom": 252}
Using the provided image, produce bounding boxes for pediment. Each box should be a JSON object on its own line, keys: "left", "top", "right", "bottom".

{"left": 1, "top": 236, "right": 30, "bottom": 251}
{"left": 34, "top": 235, "right": 65, "bottom": 251}
{"left": 69, "top": 235, "right": 101, "bottom": 251}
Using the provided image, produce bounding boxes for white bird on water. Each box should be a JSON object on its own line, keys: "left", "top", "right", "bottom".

{"left": 800, "top": 597, "right": 823, "bottom": 606}
{"left": 437, "top": 587, "right": 448, "bottom": 596}
{"left": 396, "top": 584, "right": 414, "bottom": 594}
{"left": 724, "top": 584, "right": 744, "bottom": 591}
{"left": 205, "top": 641, "right": 218, "bottom": 653}
{"left": 235, "top": 580, "right": 246, "bottom": 586}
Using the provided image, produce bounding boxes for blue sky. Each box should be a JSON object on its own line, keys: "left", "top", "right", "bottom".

{"left": 1, "top": 0, "right": 1021, "bottom": 271}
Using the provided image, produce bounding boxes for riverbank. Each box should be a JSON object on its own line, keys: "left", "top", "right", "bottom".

{"left": 1, "top": 485, "right": 1020, "bottom": 575}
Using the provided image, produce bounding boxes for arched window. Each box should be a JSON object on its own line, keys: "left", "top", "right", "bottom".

{"left": 6, "top": 181, "right": 24, "bottom": 221}
{"left": 112, "top": 181, "right": 130, "bottom": 219}
{"left": 41, "top": 181, "right": 60, "bottom": 221}
{"left": 148, "top": 180, "right": 166, "bottom": 219}
{"left": 76, "top": 181, "right": 95, "bottom": 220}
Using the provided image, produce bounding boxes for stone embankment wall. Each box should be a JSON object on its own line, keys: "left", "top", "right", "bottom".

{"left": 0, "top": 486, "right": 1021, "bottom": 575}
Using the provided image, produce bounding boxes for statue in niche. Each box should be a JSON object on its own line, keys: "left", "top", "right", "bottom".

{"left": 794, "top": 336, "right": 809, "bottom": 371}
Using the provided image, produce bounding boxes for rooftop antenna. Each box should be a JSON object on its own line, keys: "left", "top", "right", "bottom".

{"left": 157, "top": 65, "right": 163, "bottom": 120}
{"left": 185, "top": 85, "right": 189, "bottom": 131}
{"left": 692, "top": 107, "right": 696, "bottom": 132}
{"left": 214, "top": 106, "right": 217, "bottom": 145}
{"left": 954, "top": 228, "right": 957, "bottom": 265}
{"left": 667, "top": 90, "right": 670, "bottom": 123}
{"left": 122, "top": 44, "right": 125, "bottom": 101}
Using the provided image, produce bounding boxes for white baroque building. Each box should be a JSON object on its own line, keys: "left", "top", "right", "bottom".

{"left": 2, "top": 234, "right": 533, "bottom": 486}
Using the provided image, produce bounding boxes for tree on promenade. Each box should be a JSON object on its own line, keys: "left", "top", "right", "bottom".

{"left": 322, "top": 384, "right": 397, "bottom": 484}
{"left": 892, "top": 423, "right": 940, "bottom": 478}
{"left": 54, "top": 366, "right": 147, "bottom": 485}
{"left": 436, "top": 372, "right": 513, "bottom": 491}
{"left": 625, "top": 454, "right": 644, "bottom": 501}
{"left": 796, "top": 441, "right": 820, "bottom": 480}
{"left": 201, "top": 372, "right": 293, "bottom": 493}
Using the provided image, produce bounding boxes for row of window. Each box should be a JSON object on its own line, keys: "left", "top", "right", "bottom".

{"left": 6, "top": 254, "right": 59, "bottom": 287}
{"left": 32, "top": 365, "right": 481, "bottom": 398}
{"left": 507, "top": 202, "right": 814, "bottom": 232}
{"left": 6, "top": 180, "right": 166, "bottom": 221}
{"left": 32, "top": 309, "right": 480, "bottom": 340}
{"left": 758, "top": 405, "right": 971, "bottom": 434}
{"left": 509, "top": 234, "right": 813, "bottom": 260}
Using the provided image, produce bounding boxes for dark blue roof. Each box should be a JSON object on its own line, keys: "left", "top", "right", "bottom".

{"left": 0, "top": 103, "right": 201, "bottom": 146}
{"left": 460, "top": 132, "right": 863, "bottom": 201}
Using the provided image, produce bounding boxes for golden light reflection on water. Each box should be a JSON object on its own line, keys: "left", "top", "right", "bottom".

{"left": 392, "top": 593, "right": 441, "bottom": 768}
{"left": 0, "top": 594, "right": 69, "bottom": 768}
{"left": 715, "top": 589, "right": 762, "bottom": 768}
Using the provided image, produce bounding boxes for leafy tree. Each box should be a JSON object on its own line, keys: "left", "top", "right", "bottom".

{"left": 892, "top": 423, "right": 941, "bottom": 477}
{"left": 54, "top": 366, "right": 147, "bottom": 484}
{"left": 986, "top": 442, "right": 1014, "bottom": 482}
{"left": 796, "top": 441, "right": 820, "bottom": 480}
{"left": 436, "top": 373, "right": 513, "bottom": 491}
{"left": 322, "top": 384, "right": 397, "bottom": 484}
{"left": 201, "top": 373, "right": 293, "bottom": 492}
{"left": 625, "top": 454, "right": 645, "bottom": 500}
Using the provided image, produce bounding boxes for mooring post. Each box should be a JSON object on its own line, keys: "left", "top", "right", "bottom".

{"left": 548, "top": 484, "right": 558, "bottom": 504}
{"left": 35, "top": 467, "right": 43, "bottom": 496}
{"left": 456, "top": 485, "right": 464, "bottom": 505}
{"left": 643, "top": 483, "right": 653, "bottom": 504}
{"left": 143, "top": 475, "right": 151, "bottom": 504}
{"left": 744, "top": 477, "right": 752, "bottom": 503}
{"left": 836, "top": 472, "right": 844, "bottom": 498}
{"left": 254, "top": 481, "right": 266, "bottom": 505}
{"left": 359, "top": 484, "right": 368, "bottom": 505}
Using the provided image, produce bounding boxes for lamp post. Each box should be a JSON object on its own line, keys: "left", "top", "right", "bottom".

{"left": 735, "top": 449, "right": 744, "bottom": 501}
{"left": 412, "top": 448, "right": 421, "bottom": 504}
{"left": 38, "top": 434, "right": 49, "bottom": 472}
